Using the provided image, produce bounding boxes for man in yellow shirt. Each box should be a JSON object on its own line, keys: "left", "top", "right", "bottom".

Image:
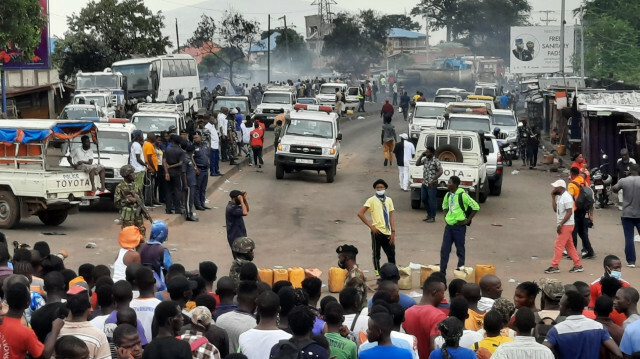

{"left": 358, "top": 179, "right": 396, "bottom": 276}
{"left": 462, "top": 283, "right": 486, "bottom": 331}
{"left": 568, "top": 166, "right": 595, "bottom": 259}
{"left": 472, "top": 310, "right": 513, "bottom": 357}
{"left": 142, "top": 133, "right": 159, "bottom": 206}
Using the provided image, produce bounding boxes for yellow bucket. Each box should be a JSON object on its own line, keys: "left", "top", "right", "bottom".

{"left": 556, "top": 145, "right": 566, "bottom": 156}
{"left": 328, "top": 267, "right": 347, "bottom": 293}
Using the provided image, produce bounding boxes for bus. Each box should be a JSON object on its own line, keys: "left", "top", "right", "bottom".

{"left": 111, "top": 54, "right": 201, "bottom": 113}
{"left": 75, "top": 70, "right": 126, "bottom": 107}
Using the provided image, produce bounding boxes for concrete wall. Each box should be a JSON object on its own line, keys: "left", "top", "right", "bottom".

{"left": 4, "top": 68, "right": 60, "bottom": 89}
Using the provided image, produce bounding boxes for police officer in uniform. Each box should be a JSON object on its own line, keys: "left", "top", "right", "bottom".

{"left": 229, "top": 236, "right": 255, "bottom": 287}
{"left": 193, "top": 132, "right": 211, "bottom": 211}
{"left": 115, "top": 165, "right": 149, "bottom": 236}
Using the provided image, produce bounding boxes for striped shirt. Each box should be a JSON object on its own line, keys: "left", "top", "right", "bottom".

{"left": 58, "top": 321, "right": 111, "bottom": 359}
{"left": 491, "top": 336, "right": 554, "bottom": 359}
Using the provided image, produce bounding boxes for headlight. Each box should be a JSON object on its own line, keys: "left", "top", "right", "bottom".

{"left": 507, "top": 131, "right": 516, "bottom": 138}
{"left": 322, "top": 146, "right": 336, "bottom": 155}
{"left": 278, "top": 144, "right": 289, "bottom": 152}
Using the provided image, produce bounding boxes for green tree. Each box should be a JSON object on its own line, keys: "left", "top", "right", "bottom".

{"left": 411, "top": 0, "right": 458, "bottom": 42}
{"left": 198, "top": 48, "right": 248, "bottom": 76}
{"left": 580, "top": 0, "right": 640, "bottom": 85}
{"left": 261, "top": 27, "right": 313, "bottom": 71}
{"left": 0, "top": 0, "right": 46, "bottom": 63}
{"left": 188, "top": 12, "right": 259, "bottom": 85}
{"left": 52, "top": 0, "right": 170, "bottom": 81}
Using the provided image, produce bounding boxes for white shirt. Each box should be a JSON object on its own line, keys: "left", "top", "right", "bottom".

{"left": 238, "top": 328, "right": 290, "bottom": 359}
{"left": 71, "top": 146, "right": 93, "bottom": 164}
{"left": 344, "top": 312, "right": 369, "bottom": 340}
{"left": 434, "top": 329, "right": 484, "bottom": 350}
{"left": 478, "top": 297, "right": 495, "bottom": 312}
{"left": 90, "top": 314, "right": 109, "bottom": 331}
{"left": 556, "top": 190, "right": 575, "bottom": 226}
{"left": 205, "top": 123, "right": 219, "bottom": 150}
{"left": 129, "top": 141, "right": 145, "bottom": 173}
{"left": 360, "top": 331, "right": 419, "bottom": 359}
{"left": 217, "top": 113, "right": 228, "bottom": 136}
{"left": 403, "top": 141, "right": 415, "bottom": 166}
{"left": 130, "top": 297, "right": 161, "bottom": 342}
{"left": 241, "top": 124, "right": 253, "bottom": 144}
{"left": 491, "top": 336, "right": 554, "bottom": 359}
{"left": 393, "top": 83, "right": 398, "bottom": 93}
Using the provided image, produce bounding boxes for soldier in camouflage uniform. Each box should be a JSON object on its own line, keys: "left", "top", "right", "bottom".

{"left": 229, "top": 236, "right": 255, "bottom": 288}
{"left": 336, "top": 244, "right": 367, "bottom": 307}
{"left": 115, "top": 165, "right": 148, "bottom": 236}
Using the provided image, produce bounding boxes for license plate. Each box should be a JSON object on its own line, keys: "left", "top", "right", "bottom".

{"left": 296, "top": 159, "right": 313, "bottom": 164}
{"left": 80, "top": 199, "right": 90, "bottom": 206}
{"left": 595, "top": 185, "right": 604, "bottom": 190}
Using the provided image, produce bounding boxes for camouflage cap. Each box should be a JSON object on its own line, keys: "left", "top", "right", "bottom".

{"left": 232, "top": 237, "right": 255, "bottom": 254}
{"left": 537, "top": 278, "right": 565, "bottom": 300}
{"left": 120, "top": 164, "right": 135, "bottom": 178}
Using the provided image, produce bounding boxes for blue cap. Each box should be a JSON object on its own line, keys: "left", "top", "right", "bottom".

{"left": 150, "top": 220, "right": 168, "bottom": 243}
{"left": 515, "top": 39, "right": 524, "bottom": 44}
{"left": 133, "top": 130, "right": 143, "bottom": 139}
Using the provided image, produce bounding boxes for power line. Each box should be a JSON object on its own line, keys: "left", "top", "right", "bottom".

{"left": 157, "top": 0, "right": 316, "bottom": 15}
{"left": 538, "top": 10, "right": 558, "bottom": 25}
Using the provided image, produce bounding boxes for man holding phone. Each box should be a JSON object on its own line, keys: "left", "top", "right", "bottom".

{"left": 545, "top": 180, "right": 583, "bottom": 274}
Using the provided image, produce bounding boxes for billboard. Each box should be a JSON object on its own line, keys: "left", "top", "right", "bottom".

{"left": 509, "top": 26, "right": 574, "bottom": 74}
{"left": 3, "top": 0, "right": 50, "bottom": 69}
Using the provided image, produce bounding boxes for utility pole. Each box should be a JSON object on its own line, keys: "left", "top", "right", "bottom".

{"left": 279, "top": 16, "right": 290, "bottom": 66}
{"left": 1, "top": 64, "right": 5, "bottom": 114}
{"left": 560, "top": 0, "right": 565, "bottom": 76}
{"left": 579, "top": 3, "right": 585, "bottom": 80}
{"left": 175, "top": 18, "right": 180, "bottom": 52}
{"left": 267, "top": 14, "right": 271, "bottom": 83}
{"left": 425, "top": 17, "right": 429, "bottom": 65}
{"left": 539, "top": 10, "right": 557, "bottom": 25}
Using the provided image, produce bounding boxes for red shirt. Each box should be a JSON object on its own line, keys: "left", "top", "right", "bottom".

{"left": 250, "top": 127, "right": 264, "bottom": 147}
{"left": 381, "top": 103, "right": 394, "bottom": 117}
{"left": 0, "top": 316, "right": 44, "bottom": 359}
{"left": 589, "top": 277, "right": 631, "bottom": 307}
{"left": 402, "top": 304, "right": 446, "bottom": 359}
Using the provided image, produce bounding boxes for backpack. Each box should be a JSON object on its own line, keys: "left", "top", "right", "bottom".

{"left": 571, "top": 181, "right": 595, "bottom": 211}
{"left": 456, "top": 191, "right": 474, "bottom": 226}
{"left": 272, "top": 339, "right": 316, "bottom": 359}
{"left": 534, "top": 313, "right": 560, "bottom": 343}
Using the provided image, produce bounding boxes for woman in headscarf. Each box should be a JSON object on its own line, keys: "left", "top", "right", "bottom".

{"left": 139, "top": 220, "right": 172, "bottom": 291}
{"left": 429, "top": 317, "right": 476, "bottom": 359}
{"left": 112, "top": 226, "right": 142, "bottom": 282}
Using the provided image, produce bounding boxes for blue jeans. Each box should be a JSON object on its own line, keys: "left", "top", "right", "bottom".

{"left": 421, "top": 185, "right": 438, "bottom": 219}
{"left": 440, "top": 225, "right": 466, "bottom": 274}
{"left": 621, "top": 217, "right": 640, "bottom": 264}
{"left": 210, "top": 149, "right": 220, "bottom": 175}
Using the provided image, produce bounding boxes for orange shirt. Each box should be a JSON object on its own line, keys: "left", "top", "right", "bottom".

{"left": 568, "top": 175, "right": 585, "bottom": 210}
{"left": 571, "top": 161, "right": 591, "bottom": 186}
{"left": 142, "top": 141, "right": 158, "bottom": 170}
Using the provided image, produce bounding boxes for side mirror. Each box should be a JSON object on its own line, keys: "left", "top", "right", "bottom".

{"left": 337, "top": 133, "right": 343, "bottom": 141}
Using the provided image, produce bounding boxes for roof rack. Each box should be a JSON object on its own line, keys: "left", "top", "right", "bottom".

{"left": 136, "top": 103, "right": 184, "bottom": 113}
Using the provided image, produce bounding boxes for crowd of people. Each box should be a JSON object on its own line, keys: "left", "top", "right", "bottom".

{"left": 2, "top": 226, "right": 640, "bottom": 359}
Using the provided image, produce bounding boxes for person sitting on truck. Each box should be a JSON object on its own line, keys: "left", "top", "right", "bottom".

{"left": 67, "top": 135, "right": 109, "bottom": 195}
{"left": 175, "top": 89, "right": 185, "bottom": 105}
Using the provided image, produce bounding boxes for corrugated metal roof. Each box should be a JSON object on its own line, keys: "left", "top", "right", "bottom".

{"left": 388, "top": 28, "right": 426, "bottom": 39}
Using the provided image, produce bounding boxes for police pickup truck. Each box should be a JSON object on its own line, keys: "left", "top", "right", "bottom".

{"left": 275, "top": 104, "right": 342, "bottom": 183}
{"left": 131, "top": 103, "right": 186, "bottom": 137}
{"left": 0, "top": 120, "right": 100, "bottom": 228}
{"left": 254, "top": 85, "right": 297, "bottom": 129}
{"left": 409, "top": 128, "right": 489, "bottom": 209}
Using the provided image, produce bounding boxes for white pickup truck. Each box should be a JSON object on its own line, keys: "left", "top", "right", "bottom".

{"left": 254, "top": 86, "right": 297, "bottom": 129}
{"left": 0, "top": 120, "right": 100, "bottom": 228}
{"left": 409, "top": 129, "right": 489, "bottom": 209}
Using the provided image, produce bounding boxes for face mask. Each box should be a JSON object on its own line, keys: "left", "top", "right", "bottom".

{"left": 610, "top": 270, "right": 622, "bottom": 280}
{"left": 376, "top": 190, "right": 386, "bottom": 196}
{"left": 338, "top": 260, "right": 346, "bottom": 269}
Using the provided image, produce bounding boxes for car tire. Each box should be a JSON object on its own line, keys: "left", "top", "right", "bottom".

{"left": 411, "top": 199, "right": 421, "bottom": 209}
{"left": 326, "top": 164, "right": 336, "bottom": 183}
{"left": 275, "top": 164, "right": 285, "bottom": 179}
{"left": 38, "top": 210, "right": 68, "bottom": 226}
{"left": 434, "top": 144, "right": 464, "bottom": 163}
{"left": 490, "top": 176, "right": 503, "bottom": 196}
{"left": 0, "top": 190, "right": 20, "bottom": 229}
{"left": 479, "top": 181, "right": 489, "bottom": 203}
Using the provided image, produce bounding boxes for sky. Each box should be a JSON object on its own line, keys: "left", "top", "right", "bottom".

{"left": 49, "top": 0, "right": 584, "bottom": 49}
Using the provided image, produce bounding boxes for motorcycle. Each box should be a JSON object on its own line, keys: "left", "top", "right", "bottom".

{"left": 494, "top": 128, "right": 516, "bottom": 166}
{"left": 591, "top": 152, "right": 613, "bottom": 208}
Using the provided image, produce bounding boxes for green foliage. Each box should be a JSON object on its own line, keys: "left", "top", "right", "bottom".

{"left": 581, "top": 0, "right": 640, "bottom": 85}
{"left": 52, "top": 0, "right": 170, "bottom": 81}
{"left": 272, "top": 28, "right": 313, "bottom": 71}
{"left": 0, "top": 0, "right": 46, "bottom": 62}
{"left": 323, "top": 11, "right": 419, "bottom": 74}
{"left": 198, "top": 48, "right": 247, "bottom": 76}
{"left": 411, "top": 0, "right": 458, "bottom": 42}
{"left": 188, "top": 11, "right": 259, "bottom": 84}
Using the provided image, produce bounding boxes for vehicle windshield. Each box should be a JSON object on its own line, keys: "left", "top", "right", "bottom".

{"left": 414, "top": 106, "right": 445, "bottom": 118}
{"left": 286, "top": 119, "right": 333, "bottom": 139}
{"left": 448, "top": 118, "right": 491, "bottom": 132}
{"left": 348, "top": 88, "right": 358, "bottom": 95}
{"left": 132, "top": 116, "right": 176, "bottom": 133}
{"left": 214, "top": 99, "right": 248, "bottom": 113}
{"left": 262, "top": 93, "right": 291, "bottom": 104}
{"left": 475, "top": 88, "right": 496, "bottom": 97}
{"left": 112, "top": 64, "right": 149, "bottom": 92}
{"left": 320, "top": 86, "right": 341, "bottom": 94}
{"left": 433, "top": 97, "right": 454, "bottom": 104}
{"left": 492, "top": 114, "right": 516, "bottom": 126}
{"left": 297, "top": 98, "right": 316, "bottom": 104}
{"left": 74, "top": 96, "right": 107, "bottom": 107}
{"left": 76, "top": 75, "right": 119, "bottom": 89}
{"left": 98, "top": 131, "right": 130, "bottom": 154}
{"left": 59, "top": 107, "right": 99, "bottom": 120}
{"left": 436, "top": 89, "right": 460, "bottom": 96}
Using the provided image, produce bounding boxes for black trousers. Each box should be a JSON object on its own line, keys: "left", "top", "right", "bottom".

{"left": 165, "top": 173, "right": 182, "bottom": 212}
{"left": 371, "top": 231, "right": 395, "bottom": 272}
{"left": 572, "top": 209, "right": 594, "bottom": 255}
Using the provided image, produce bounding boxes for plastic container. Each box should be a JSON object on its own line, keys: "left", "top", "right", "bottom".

{"left": 420, "top": 265, "right": 440, "bottom": 288}
{"left": 273, "top": 268, "right": 289, "bottom": 284}
{"left": 475, "top": 264, "right": 496, "bottom": 284}
{"left": 288, "top": 267, "right": 305, "bottom": 288}
{"left": 258, "top": 268, "right": 274, "bottom": 287}
{"left": 304, "top": 268, "right": 322, "bottom": 278}
{"left": 328, "top": 267, "right": 347, "bottom": 293}
{"left": 557, "top": 145, "right": 566, "bottom": 155}
{"left": 453, "top": 266, "right": 475, "bottom": 282}
{"left": 398, "top": 266, "right": 413, "bottom": 290}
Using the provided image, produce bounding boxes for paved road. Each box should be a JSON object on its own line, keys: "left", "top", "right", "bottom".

{"left": 6, "top": 105, "right": 640, "bottom": 298}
